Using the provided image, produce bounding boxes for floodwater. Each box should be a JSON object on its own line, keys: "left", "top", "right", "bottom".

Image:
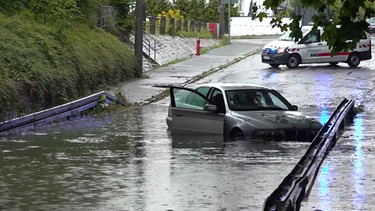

{"left": 1, "top": 103, "right": 320, "bottom": 210}
{"left": 2, "top": 47, "right": 375, "bottom": 210}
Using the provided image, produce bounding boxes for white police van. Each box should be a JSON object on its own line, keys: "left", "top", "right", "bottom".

{"left": 261, "top": 26, "right": 372, "bottom": 68}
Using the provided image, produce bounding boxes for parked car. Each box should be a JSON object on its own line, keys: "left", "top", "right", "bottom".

{"left": 261, "top": 25, "right": 372, "bottom": 68}
{"left": 166, "top": 83, "right": 322, "bottom": 142}
{"left": 366, "top": 17, "right": 375, "bottom": 33}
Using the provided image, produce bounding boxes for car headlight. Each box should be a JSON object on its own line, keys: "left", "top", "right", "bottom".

{"left": 277, "top": 48, "right": 286, "bottom": 54}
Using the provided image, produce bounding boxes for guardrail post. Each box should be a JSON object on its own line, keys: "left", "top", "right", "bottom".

{"left": 168, "top": 18, "right": 175, "bottom": 36}
{"left": 190, "top": 20, "right": 195, "bottom": 32}
{"left": 160, "top": 16, "right": 166, "bottom": 35}
{"left": 176, "top": 19, "right": 182, "bottom": 33}
{"left": 149, "top": 16, "right": 156, "bottom": 34}
{"left": 183, "top": 19, "right": 188, "bottom": 32}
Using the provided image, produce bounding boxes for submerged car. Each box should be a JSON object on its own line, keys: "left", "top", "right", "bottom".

{"left": 166, "top": 83, "right": 322, "bottom": 142}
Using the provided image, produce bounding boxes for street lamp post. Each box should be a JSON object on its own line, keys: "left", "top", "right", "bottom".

{"left": 228, "top": 0, "right": 231, "bottom": 44}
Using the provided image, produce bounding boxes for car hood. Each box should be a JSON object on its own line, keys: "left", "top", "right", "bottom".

{"left": 263, "top": 40, "right": 295, "bottom": 50}
{"left": 230, "top": 110, "right": 322, "bottom": 130}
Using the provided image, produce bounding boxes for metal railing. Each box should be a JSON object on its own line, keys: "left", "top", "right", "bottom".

{"left": 0, "top": 91, "right": 121, "bottom": 135}
{"left": 263, "top": 98, "right": 356, "bottom": 211}
{"left": 143, "top": 32, "right": 157, "bottom": 61}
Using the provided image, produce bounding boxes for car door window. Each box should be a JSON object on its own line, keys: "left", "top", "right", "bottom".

{"left": 209, "top": 89, "right": 226, "bottom": 113}
{"left": 196, "top": 87, "right": 210, "bottom": 97}
{"left": 267, "top": 92, "right": 289, "bottom": 109}
{"left": 172, "top": 88, "right": 207, "bottom": 110}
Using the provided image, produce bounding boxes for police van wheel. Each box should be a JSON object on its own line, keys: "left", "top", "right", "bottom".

{"left": 329, "top": 62, "right": 339, "bottom": 66}
{"left": 347, "top": 53, "right": 360, "bottom": 67}
{"left": 286, "top": 54, "right": 300, "bottom": 68}
{"left": 269, "top": 64, "right": 280, "bottom": 68}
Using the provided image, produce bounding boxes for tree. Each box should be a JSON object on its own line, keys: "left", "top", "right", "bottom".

{"left": 252, "top": 0, "right": 375, "bottom": 54}
{"left": 188, "top": 0, "right": 206, "bottom": 21}
{"left": 28, "top": 0, "right": 81, "bottom": 25}
{"left": 173, "top": 0, "right": 190, "bottom": 18}
{"left": 0, "top": 0, "right": 28, "bottom": 14}
{"left": 204, "top": 0, "right": 220, "bottom": 22}
{"left": 109, "top": 0, "right": 135, "bottom": 36}
{"left": 144, "top": 0, "right": 172, "bottom": 16}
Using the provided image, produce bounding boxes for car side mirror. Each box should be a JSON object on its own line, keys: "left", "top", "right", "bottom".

{"left": 292, "top": 105, "right": 298, "bottom": 111}
{"left": 205, "top": 103, "right": 217, "bottom": 112}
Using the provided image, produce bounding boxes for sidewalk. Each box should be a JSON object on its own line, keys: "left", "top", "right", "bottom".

{"left": 115, "top": 38, "right": 277, "bottom": 105}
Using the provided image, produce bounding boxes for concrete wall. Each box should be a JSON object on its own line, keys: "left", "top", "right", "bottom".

{"left": 230, "top": 17, "right": 291, "bottom": 36}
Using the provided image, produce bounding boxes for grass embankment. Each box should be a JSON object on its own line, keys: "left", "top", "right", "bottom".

{"left": 0, "top": 13, "right": 137, "bottom": 120}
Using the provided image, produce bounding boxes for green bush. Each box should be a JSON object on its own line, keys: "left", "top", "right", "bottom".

{"left": 176, "top": 29, "right": 213, "bottom": 38}
{"left": 0, "top": 13, "right": 136, "bottom": 120}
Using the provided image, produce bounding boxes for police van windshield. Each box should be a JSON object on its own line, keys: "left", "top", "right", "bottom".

{"left": 278, "top": 28, "right": 311, "bottom": 41}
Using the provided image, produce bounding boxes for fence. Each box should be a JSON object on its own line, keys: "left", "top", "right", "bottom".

{"left": 145, "top": 16, "right": 218, "bottom": 37}
{"left": 98, "top": 6, "right": 218, "bottom": 37}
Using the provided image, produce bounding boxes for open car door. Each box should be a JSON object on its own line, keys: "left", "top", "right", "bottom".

{"left": 169, "top": 86, "right": 224, "bottom": 135}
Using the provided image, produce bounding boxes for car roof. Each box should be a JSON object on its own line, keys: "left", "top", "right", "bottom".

{"left": 195, "top": 83, "right": 272, "bottom": 91}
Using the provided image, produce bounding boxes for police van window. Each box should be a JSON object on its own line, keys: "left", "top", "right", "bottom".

{"left": 301, "top": 30, "right": 321, "bottom": 44}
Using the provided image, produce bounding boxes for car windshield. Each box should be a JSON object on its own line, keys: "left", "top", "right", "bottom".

{"left": 278, "top": 28, "right": 310, "bottom": 41}
{"left": 367, "top": 18, "right": 375, "bottom": 24}
{"left": 225, "top": 89, "right": 294, "bottom": 111}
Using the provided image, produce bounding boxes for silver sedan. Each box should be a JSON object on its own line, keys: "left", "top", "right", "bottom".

{"left": 166, "top": 83, "right": 323, "bottom": 142}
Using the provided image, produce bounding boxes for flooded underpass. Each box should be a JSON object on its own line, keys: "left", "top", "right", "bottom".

{"left": 3, "top": 42, "right": 375, "bottom": 210}
{"left": 0, "top": 103, "right": 323, "bottom": 210}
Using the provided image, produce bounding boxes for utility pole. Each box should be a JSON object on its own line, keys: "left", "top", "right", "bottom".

{"left": 218, "top": 0, "right": 225, "bottom": 39}
{"left": 228, "top": 0, "right": 231, "bottom": 44}
{"left": 135, "top": 0, "right": 144, "bottom": 77}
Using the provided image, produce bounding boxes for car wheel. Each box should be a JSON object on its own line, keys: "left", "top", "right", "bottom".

{"left": 286, "top": 54, "right": 300, "bottom": 68}
{"left": 329, "top": 62, "right": 339, "bottom": 66}
{"left": 347, "top": 53, "right": 360, "bottom": 67}
{"left": 269, "top": 64, "right": 280, "bottom": 68}
{"left": 230, "top": 128, "right": 244, "bottom": 141}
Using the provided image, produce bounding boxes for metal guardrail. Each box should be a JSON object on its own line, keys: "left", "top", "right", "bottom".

{"left": 129, "top": 31, "right": 157, "bottom": 62}
{"left": 143, "top": 32, "right": 157, "bottom": 61}
{"left": 263, "top": 98, "right": 356, "bottom": 211}
{"left": 0, "top": 91, "right": 121, "bottom": 135}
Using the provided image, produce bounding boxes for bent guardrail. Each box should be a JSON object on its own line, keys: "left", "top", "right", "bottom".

{"left": 0, "top": 91, "right": 121, "bottom": 135}
{"left": 263, "top": 98, "right": 356, "bottom": 211}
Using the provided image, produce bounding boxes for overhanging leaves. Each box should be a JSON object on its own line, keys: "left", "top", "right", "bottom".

{"left": 253, "top": 0, "right": 375, "bottom": 54}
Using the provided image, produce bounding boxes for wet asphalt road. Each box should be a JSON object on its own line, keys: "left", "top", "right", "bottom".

{"left": 1, "top": 41, "right": 375, "bottom": 210}
{"left": 200, "top": 48, "right": 375, "bottom": 210}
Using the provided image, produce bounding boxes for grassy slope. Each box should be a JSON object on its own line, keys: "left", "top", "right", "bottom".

{"left": 0, "top": 13, "right": 136, "bottom": 118}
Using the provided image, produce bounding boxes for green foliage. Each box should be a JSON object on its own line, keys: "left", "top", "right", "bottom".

{"left": 27, "top": 0, "right": 81, "bottom": 25}
{"left": 109, "top": 0, "right": 135, "bottom": 36}
{"left": 253, "top": 0, "right": 375, "bottom": 53}
{"left": 186, "top": 0, "right": 206, "bottom": 21}
{"left": 204, "top": 0, "right": 220, "bottom": 22}
{"left": 159, "top": 9, "right": 184, "bottom": 19}
{"left": 0, "top": 0, "right": 28, "bottom": 14}
{"left": 76, "top": 0, "right": 102, "bottom": 26}
{"left": 0, "top": 14, "right": 136, "bottom": 117}
{"left": 146, "top": 0, "right": 238, "bottom": 23}
{"left": 0, "top": 0, "right": 135, "bottom": 35}
{"left": 176, "top": 29, "right": 214, "bottom": 38}
{"left": 173, "top": 0, "right": 190, "bottom": 18}
{"left": 145, "top": 0, "right": 172, "bottom": 16}
{"left": 354, "top": 105, "right": 365, "bottom": 113}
